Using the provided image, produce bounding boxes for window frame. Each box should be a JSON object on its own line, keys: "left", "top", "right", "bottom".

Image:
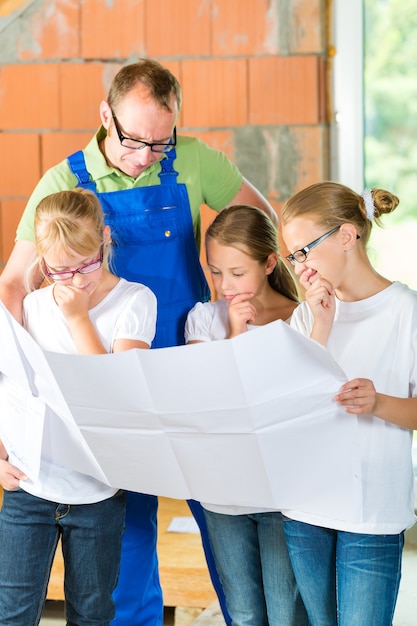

{"left": 330, "top": 0, "right": 364, "bottom": 191}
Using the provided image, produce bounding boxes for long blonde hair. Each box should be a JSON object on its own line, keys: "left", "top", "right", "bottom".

{"left": 206, "top": 205, "right": 299, "bottom": 303}
{"left": 26, "top": 188, "right": 109, "bottom": 290}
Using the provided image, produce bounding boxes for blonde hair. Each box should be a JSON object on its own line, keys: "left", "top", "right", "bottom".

{"left": 206, "top": 205, "right": 299, "bottom": 303}
{"left": 27, "top": 189, "right": 109, "bottom": 290}
{"left": 281, "top": 181, "right": 400, "bottom": 244}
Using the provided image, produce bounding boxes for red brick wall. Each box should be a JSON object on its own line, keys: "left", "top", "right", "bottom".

{"left": 0, "top": 0, "right": 329, "bottom": 265}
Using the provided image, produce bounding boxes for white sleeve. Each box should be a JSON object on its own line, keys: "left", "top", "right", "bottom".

{"left": 289, "top": 301, "right": 314, "bottom": 337}
{"left": 113, "top": 286, "right": 157, "bottom": 346}
{"left": 185, "top": 301, "right": 221, "bottom": 343}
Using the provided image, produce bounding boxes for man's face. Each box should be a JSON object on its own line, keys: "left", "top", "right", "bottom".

{"left": 100, "top": 84, "right": 178, "bottom": 179}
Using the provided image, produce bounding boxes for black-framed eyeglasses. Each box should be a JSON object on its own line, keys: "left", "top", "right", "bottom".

{"left": 43, "top": 245, "right": 104, "bottom": 281}
{"left": 286, "top": 226, "right": 341, "bottom": 266}
{"left": 111, "top": 110, "right": 176, "bottom": 153}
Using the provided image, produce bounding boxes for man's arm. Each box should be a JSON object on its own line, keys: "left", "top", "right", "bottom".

{"left": 0, "top": 240, "right": 41, "bottom": 323}
{"left": 227, "top": 177, "right": 278, "bottom": 226}
{"left": 0, "top": 153, "right": 79, "bottom": 322}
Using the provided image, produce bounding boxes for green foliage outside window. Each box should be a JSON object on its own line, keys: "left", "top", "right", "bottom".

{"left": 364, "top": 0, "right": 417, "bottom": 289}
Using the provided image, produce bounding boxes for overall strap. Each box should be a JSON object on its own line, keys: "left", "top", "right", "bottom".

{"left": 68, "top": 149, "right": 178, "bottom": 189}
{"left": 158, "top": 148, "right": 179, "bottom": 186}
{"left": 67, "top": 151, "right": 98, "bottom": 192}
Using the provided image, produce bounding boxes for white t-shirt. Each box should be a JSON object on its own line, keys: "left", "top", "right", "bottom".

{"left": 284, "top": 281, "right": 417, "bottom": 534}
{"left": 185, "top": 297, "right": 279, "bottom": 515}
{"left": 185, "top": 298, "right": 230, "bottom": 342}
{"left": 15, "top": 278, "right": 157, "bottom": 504}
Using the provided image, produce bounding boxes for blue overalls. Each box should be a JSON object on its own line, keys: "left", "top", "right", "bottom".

{"left": 67, "top": 149, "right": 231, "bottom": 626}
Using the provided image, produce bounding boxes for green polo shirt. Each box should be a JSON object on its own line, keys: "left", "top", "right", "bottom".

{"left": 17, "top": 128, "right": 243, "bottom": 251}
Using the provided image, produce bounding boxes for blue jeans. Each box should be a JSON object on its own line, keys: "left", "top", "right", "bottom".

{"left": 204, "top": 509, "right": 309, "bottom": 626}
{"left": 187, "top": 500, "right": 231, "bottom": 626}
{"left": 112, "top": 495, "right": 231, "bottom": 626}
{"left": 0, "top": 487, "right": 125, "bottom": 626}
{"left": 283, "top": 518, "right": 404, "bottom": 626}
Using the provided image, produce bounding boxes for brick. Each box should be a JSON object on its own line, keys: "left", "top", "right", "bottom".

{"left": 291, "top": 125, "right": 329, "bottom": 189}
{"left": 181, "top": 59, "right": 248, "bottom": 128}
{"left": 246, "top": 125, "right": 328, "bottom": 208}
{"left": 147, "top": 0, "right": 211, "bottom": 57}
{"left": 289, "top": 0, "right": 324, "bottom": 53}
{"left": 180, "top": 129, "right": 236, "bottom": 161}
{"left": 213, "top": 0, "right": 279, "bottom": 56}
{"left": 81, "top": 0, "right": 145, "bottom": 59}
{"left": 41, "top": 132, "right": 94, "bottom": 173}
{"left": 162, "top": 60, "right": 182, "bottom": 84}
{"left": 0, "top": 199, "right": 26, "bottom": 264}
{"left": 17, "top": 0, "right": 80, "bottom": 60}
{"left": 0, "top": 134, "right": 40, "bottom": 196}
{"left": 276, "top": 202, "right": 291, "bottom": 260}
{"left": 60, "top": 61, "right": 182, "bottom": 132}
{"left": 0, "top": 64, "right": 60, "bottom": 130}
{"left": 162, "top": 60, "right": 184, "bottom": 126}
{"left": 60, "top": 63, "right": 121, "bottom": 130}
{"left": 234, "top": 125, "right": 327, "bottom": 203}
{"left": 249, "top": 56, "right": 324, "bottom": 125}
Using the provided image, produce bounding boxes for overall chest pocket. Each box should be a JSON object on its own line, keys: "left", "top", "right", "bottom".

{"left": 105, "top": 205, "right": 179, "bottom": 245}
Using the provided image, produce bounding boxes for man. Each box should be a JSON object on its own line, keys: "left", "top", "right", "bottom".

{"left": 0, "top": 59, "right": 276, "bottom": 625}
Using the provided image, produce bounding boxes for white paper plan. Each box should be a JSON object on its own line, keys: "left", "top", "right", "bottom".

{"left": 0, "top": 300, "right": 363, "bottom": 523}
{"left": 0, "top": 301, "right": 108, "bottom": 485}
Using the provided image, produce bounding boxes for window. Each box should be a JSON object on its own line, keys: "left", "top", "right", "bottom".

{"left": 332, "top": 0, "right": 417, "bottom": 290}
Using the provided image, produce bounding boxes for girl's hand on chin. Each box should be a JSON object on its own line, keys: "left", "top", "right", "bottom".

{"left": 299, "top": 267, "right": 318, "bottom": 290}
{"left": 53, "top": 284, "right": 90, "bottom": 320}
{"left": 228, "top": 292, "right": 256, "bottom": 337}
{"left": 305, "top": 275, "right": 336, "bottom": 330}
